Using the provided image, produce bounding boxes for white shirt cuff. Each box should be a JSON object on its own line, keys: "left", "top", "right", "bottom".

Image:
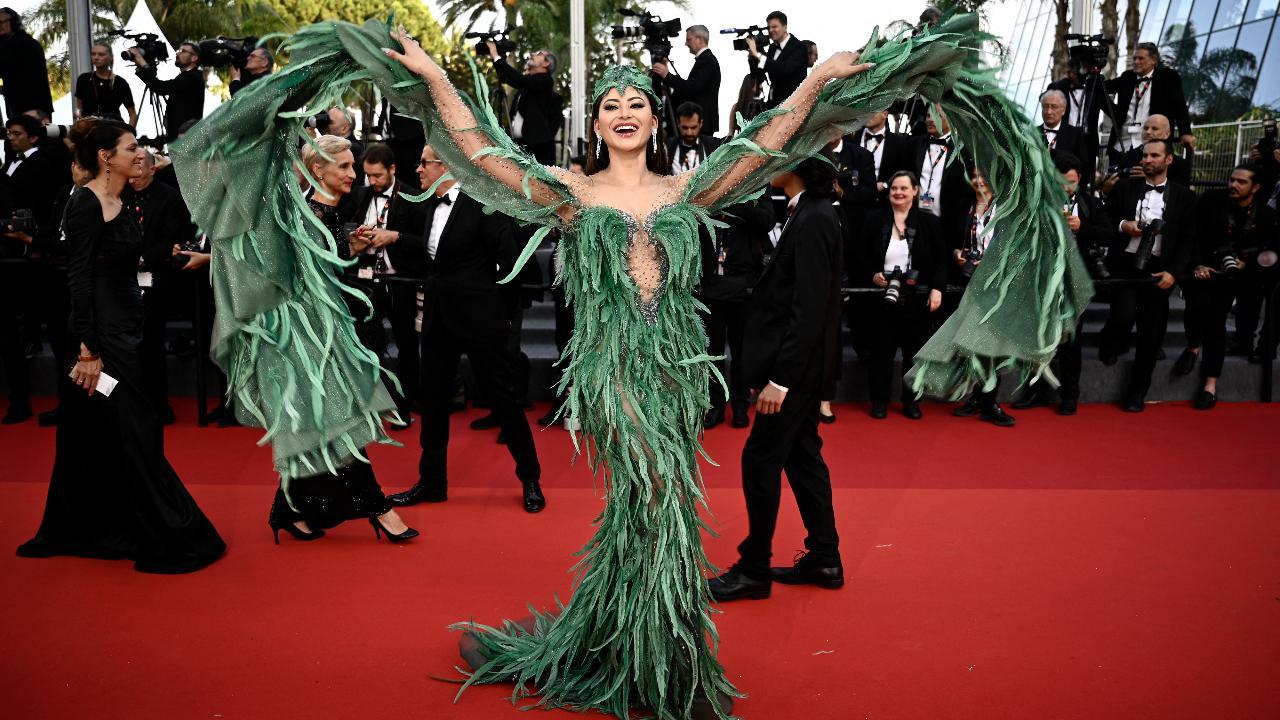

{"left": 768, "top": 381, "right": 789, "bottom": 394}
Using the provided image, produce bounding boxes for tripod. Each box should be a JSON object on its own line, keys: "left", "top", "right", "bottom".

{"left": 135, "top": 78, "right": 169, "bottom": 144}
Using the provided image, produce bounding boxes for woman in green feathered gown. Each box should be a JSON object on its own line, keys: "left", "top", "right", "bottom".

{"left": 170, "top": 14, "right": 1092, "bottom": 720}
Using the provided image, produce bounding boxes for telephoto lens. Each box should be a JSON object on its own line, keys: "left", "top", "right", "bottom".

{"left": 1221, "top": 253, "right": 1242, "bottom": 274}
{"left": 883, "top": 266, "right": 903, "bottom": 305}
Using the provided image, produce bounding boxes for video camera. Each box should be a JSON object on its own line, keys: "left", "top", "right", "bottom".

{"left": 465, "top": 30, "right": 517, "bottom": 57}
{"left": 721, "top": 25, "right": 770, "bottom": 53}
{"left": 612, "top": 7, "right": 682, "bottom": 64}
{"left": 111, "top": 30, "right": 170, "bottom": 65}
{"left": 1066, "top": 33, "right": 1114, "bottom": 76}
{"left": 196, "top": 36, "right": 260, "bottom": 69}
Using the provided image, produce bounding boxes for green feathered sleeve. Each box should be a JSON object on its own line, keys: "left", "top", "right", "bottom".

{"left": 168, "top": 18, "right": 572, "bottom": 483}
{"left": 682, "top": 13, "right": 1094, "bottom": 398}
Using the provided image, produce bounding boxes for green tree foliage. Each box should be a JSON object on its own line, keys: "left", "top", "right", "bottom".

{"left": 1161, "top": 21, "right": 1261, "bottom": 122}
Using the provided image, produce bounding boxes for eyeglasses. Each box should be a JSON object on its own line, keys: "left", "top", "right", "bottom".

{"left": 417, "top": 159, "right": 443, "bottom": 166}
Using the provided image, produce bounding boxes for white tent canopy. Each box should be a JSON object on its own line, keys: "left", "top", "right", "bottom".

{"left": 51, "top": 0, "right": 222, "bottom": 141}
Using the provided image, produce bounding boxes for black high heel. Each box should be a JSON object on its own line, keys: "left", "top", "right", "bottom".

{"left": 269, "top": 520, "right": 325, "bottom": 544}
{"left": 369, "top": 515, "right": 420, "bottom": 543}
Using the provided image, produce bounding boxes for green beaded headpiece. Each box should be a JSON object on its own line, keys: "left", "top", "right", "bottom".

{"left": 592, "top": 64, "right": 658, "bottom": 105}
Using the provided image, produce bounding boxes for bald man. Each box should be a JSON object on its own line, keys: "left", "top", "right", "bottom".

{"left": 1102, "top": 113, "right": 1191, "bottom": 191}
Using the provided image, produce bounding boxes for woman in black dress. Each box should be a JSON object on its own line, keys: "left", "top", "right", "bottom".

{"left": 16, "top": 118, "right": 225, "bottom": 573}
{"left": 263, "top": 134, "right": 419, "bottom": 544}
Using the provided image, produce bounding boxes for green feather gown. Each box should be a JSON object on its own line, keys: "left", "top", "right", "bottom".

{"left": 169, "top": 14, "right": 1092, "bottom": 720}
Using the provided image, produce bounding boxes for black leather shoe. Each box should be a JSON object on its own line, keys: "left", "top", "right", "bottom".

{"left": 1173, "top": 348, "right": 1198, "bottom": 376}
{"left": 1012, "top": 392, "right": 1051, "bottom": 410}
{"left": 470, "top": 411, "right": 501, "bottom": 430}
{"left": 388, "top": 482, "right": 448, "bottom": 506}
{"left": 1057, "top": 398, "right": 1078, "bottom": 416}
{"left": 980, "top": 404, "right": 1016, "bottom": 427}
{"left": 818, "top": 410, "right": 836, "bottom": 424}
{"left": 37, "top": 408, "right": 59, "bottom": 427}
{"left": 771, "top": 552, "right": 844, "bottom": 589}
{"left": 708, "top": 567, "right": 771, "bottom": 602}
{"left": 902, "top": 401, "right": 922, "bottom": 420}
{"left": 1122, "top": 395, "right": 1145, "bottom": 413}
{"left": 497, "top": 430, "right": 508, "bottom": 445}
{"left": 2, "top": 405, "right": 32, "bottom": 424}
{"left": 1193, "top": 390, "right": 1217, "bottom": 410}
{"left": 730, "top": 407, "right": 750, "bottom": 428}
{"left": 870, "top": 402, "right": 888, "bottom": 419}
{"left": 522, "top": 480, "right": 546, "bottom": 513}
{"left": 703, "top": 406, "right": 725, "bottom": 429}
{"left": 952, "top": 397, "right": 982, "bottom": 417}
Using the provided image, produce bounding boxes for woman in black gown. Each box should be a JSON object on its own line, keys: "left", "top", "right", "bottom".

{"left": 263, "top": 134, "right": 419, "bottom": 544}
{"left": 16, "top": 118, "right": 226, "bottom": 573}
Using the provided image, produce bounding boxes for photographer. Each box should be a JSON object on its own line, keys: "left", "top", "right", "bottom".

{"left": 228, "top": 46, "right": 273, "bottom": 96}
{"left": 4, "top": 115, "right": 58, "bottom": 227}
{"left": 341, "top": 142, "right": 427, "bottom": 428}
{"left": 130, "top": 41, "right": 204, "bottom": 142}
{"left": 1185, "top": 166, "right": 1277, "bottom": 409}
{"left": 859, "top": 170, "right": 946, "bottom": 420}
{"left": 1099, "top": 139, "right": 1196, "bottom": 412}
{"left": 666, "top": 102, "right": 721, "bottom": 174}
{"left": 913, "top": 111, "right": 969, "bottom": 224}
{"left": 746, "top": 11, "right": 807, "bottom": 109}
{"left": 0, "top": 8, "right": 53, "bottom": 119}
{"left": 74, "top": 43, "right": 138, "bottom": 126}
{"left": 488, "top": 43, "right": 562, "bottom": 165}
{"left": 1247, "top": 117, "right": 1279, "bottom": 199}
{"left": 1015, "top": 152, "right": 1112, "bottom": 416}
{"left": 651, "top": 25, "right": 721, "bottom": 137}
{"left": 1100, "top": 114, "right": 1190, "bottom": 192}
{"left": 851, "top": 110, "right": 913, "bottom": 194}
{"left": 1107, "top": 42, "right": 1194, "bottom": 160}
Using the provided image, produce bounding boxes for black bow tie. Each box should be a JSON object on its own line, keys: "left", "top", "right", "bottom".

{"left": 1043, "top": 127, "right": 1058, "bottom": 134}
{"left": 1145, "top": 184, "right": 1165, "bottom": 194}
{"left": 865, "top": 133, "right": 884, "bottom": 141}
{"left": 928, "top": 137, "right": 949, "bottom": 146}
{"left": 1138, "top": 76, "right": 1152, "bottom": 83}
{"left": 435, "top": 193, "right": 453, "bottom": 205}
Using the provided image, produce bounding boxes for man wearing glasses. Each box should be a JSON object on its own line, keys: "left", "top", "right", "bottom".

{"left": 229, "top": 47, "right": 274, "bottom": 96}
{"left": 129, "top": 41, "right": 205, "bottom": 142}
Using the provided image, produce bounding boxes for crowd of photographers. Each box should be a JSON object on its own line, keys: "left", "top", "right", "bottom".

{"left": 2, "top": 5, "right": 1279, "bottom": 431}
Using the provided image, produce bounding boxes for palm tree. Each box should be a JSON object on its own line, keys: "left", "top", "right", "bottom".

{"left": 1123, "top": 0, "right": 1141, "bottom": 69}
{"left": 1099, "top": 0, "right": 1120, "bottom": 76}
{"left": 1051, "top": 0, "right": 1070, "bottom": 80}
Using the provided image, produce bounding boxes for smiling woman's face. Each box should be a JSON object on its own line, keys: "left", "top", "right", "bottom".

{"left": 594, "top": 87, "right": 655, "bottom": 155}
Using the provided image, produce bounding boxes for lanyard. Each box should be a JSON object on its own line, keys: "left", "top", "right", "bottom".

{"left": 1129, "top": 77, "right": 1151, "bottom": 121}
{"left": 922, "top": 144, "right": 946, "bottom": 193}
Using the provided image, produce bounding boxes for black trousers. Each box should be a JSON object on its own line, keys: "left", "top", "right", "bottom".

{"left": 1101, "top": 257, "right": 1172, "bottom": 399}
{"left": 704, "top": 297, "right": 750, "bottom": 412}
{"left": 1231, "top": 272, "right": 1269, "bottom": 352}
{"left": 867, "top": 297, "right": 931, "bottom": 404}
{"left": 737, "top": 388, "right": 840, "bottom": 578}
{"left": 0, "top": 263, "right": 30, "bottom": 410}
{"left": 1198, "top": 276, "right": 1241, "bottom": 379}
{"left": 372, "top": 281, "right": 420, "bottom": 413}
{"left": 1026, "top": 333, "right": 1082, "bottom": 402}
{"left": 418, "top": 324, "right": 541, "bottom": 488}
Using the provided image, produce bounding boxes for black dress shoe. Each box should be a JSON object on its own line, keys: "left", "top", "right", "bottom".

{"left": 870, "top": 402, "right": 888, "bottom": 419}
{"left": 470, "top": 411, "right": 501, "bottom": 431}
{"left": 1121, "top": 395, "right": 1145, "bottom": 413}
{"left": 522, "top": 480, "right": 546, "bottom": 513}
{"left": 902, "top": 401, "right": 922, "bottom": 420}
{"left": 1192, "top": 390, "right": 1217, "bottom": 410}
{"left": 1173, "top": 348, "right": 1199, "bottom": 376}
{"left": 730, "top": 408, "right": 750, "bottom": 428}
{"left": 952, "top": 397, "right": 982, "bottom": 417}
{"left": 980, "top": 404, "right": 1016, "bottom": 427}
{"left": 388, "top": 482, "right": 448, "bottom": 506}
{"left": 2, "top": 405, "right": 32, "bottom": 424}
{"left": 1057, "top": 398, "right": 1078, "bottom": 416}
{"left": 37, "top": 408, "right": 59, "bottom": 427}
{"left": 818, "top": 410, "right": 836, "bottom": 424}
{"left": 703, "top": 406, "right": 725, "bottom": 429}
{"left": 770, "top": 552, "right": 844, "bottom": 589}
{"left": 1012, "top": 392, "right": 1051, "bottom": 410}
{"left": 708, "top": 567, "right": 771, "bottom": 602}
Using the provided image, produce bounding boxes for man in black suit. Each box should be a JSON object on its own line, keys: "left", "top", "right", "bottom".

{"left": 127, "top": 150, "right": 196, "bottom": 423}
{"left": 342, "top": 142, "right": 428, "bottom": 428}
{"left": 1101, "top": 114, "right": 1191, "bottom": 190}
{"left": 131, "top": 42, "right": 204, "bottom": 143}
{"left": 653, "top": 25, "right": 721, "bottom": 137}
{"left": 746, "top": 11, "right": 808, "bottom": 109}
{"left": 665, "top": 102, "right": 722, "bottom": 175}
{"left": 851, "top": 110, "right": 913, "bottom": 195}
{"left": 1039, "top": 90, "right": 1089, "bottom": 180}
{"left": 3, "top": 116, "right": 57, "bottom": 227}
{"left": 489, "top": 43, "right": 562, "bottom": 165}
{"left": 389, "top": 145, "right": 544, "bottom": 513}
{"left": 1099, "top": 139, "right": 1196, "bottom": 412}
{"left": 913, "top": 112, "right": 972, "bottom": 235}
{"left": 710, "top": 155, "right": 844, "bottom": 602}
{"left": 1107, "top": 42, "right": 1194, "bottom": 163}
{"left": 0, "top": 9, "right": 53, "bottom": 119}
{"left": 228, "top": 47, "right": 273, "bottom": 96}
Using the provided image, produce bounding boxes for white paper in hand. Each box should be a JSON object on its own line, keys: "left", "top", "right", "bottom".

{"left": 68, "top": 369, "right": 119, "bottom": 397}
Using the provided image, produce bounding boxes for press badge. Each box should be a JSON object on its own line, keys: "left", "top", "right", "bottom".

{"left": 919, "top": 194, "right": 935, "bottom": 211}
{"left": 137, "top": 271, "right": 153, "bottom": 288}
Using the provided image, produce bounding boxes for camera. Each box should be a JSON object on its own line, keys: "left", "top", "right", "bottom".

{"left": 41, "top": 124, "right": 71, "bottom": 140}
{"left": 465, "top": 30, "right": 517, "bottom": 57}
{"left": 722, "top": 25, "right": 770, "bottom": 53}
{"left": 959, "top": 248, "right": 983, "bottom": 279}
{"left": 1, "top": 209, "right": 36, "bottom": 235}
{"left": 305, "top": 112, "right": 331, "bottom": 132}
{"left": 171, "top": 238, "right": 205, "bottom": 269}
{"left": 112, "top": 30, "right": 170, "bottom": 65}
{"left": 883, "top": 265, "right": 920, "bottom": 305}
{"left": 1133, "top": 218, "right": 1164, "bottom": 271}
{"left": 1086, "top": 245, "right": 1111, "bottom": 279}
{"left": 1220, "top": 246, "right": 1279, "bottom": 275}
{"left": 1065, "top": 33, "right": 1113, "bottom": 76}
{"left": 612, "top": 7, "right": 681, "bottom": 64}
{"left": 196, "top": 36, "right": 260, "bottom": 69}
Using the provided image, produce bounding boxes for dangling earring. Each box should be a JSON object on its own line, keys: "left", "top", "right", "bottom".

{"left": 651, "top": 126, "right": 658, "bottom": 153}
{"left": 595, "top": 136, "right": 602, "bottom": 160}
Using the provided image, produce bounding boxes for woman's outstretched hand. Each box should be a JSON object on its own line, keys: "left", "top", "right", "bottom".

{"left": 383, "top": 24, "right": 435, "bottom": 77}
{"left": 819, "top": 51, "right": 875, "bottom": 80}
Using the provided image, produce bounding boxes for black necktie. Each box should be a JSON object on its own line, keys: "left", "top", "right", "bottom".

{"left": 1145, "top": 184, "right": 1165, "bottom": 194}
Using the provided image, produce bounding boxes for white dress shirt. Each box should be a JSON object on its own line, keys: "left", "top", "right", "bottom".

{"left": 1068, "top": 87, "right": 1086, "bottom": 127}
{"left": 1124, "top": 181, "right": 1166, "bottom": 257}
{"left": 427, "top": 184, "right": 461, "bottom": 261}
{"left": 1042, "top": 122, "right": 1062, "bottom": 150}
{"left": 919, "top": 134, "right": 951, "bottom": 217}
{"left": 771, "top": 34, "right": 791, "bottom": 61}
{"left": 861, "top": 128, "right": 886, "bottom": 175}
{"left": 1124, "top": 71, "right": 1154, "bottom": 151}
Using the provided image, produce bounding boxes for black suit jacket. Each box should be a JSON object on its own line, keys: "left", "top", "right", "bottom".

{"left": 1193, "top": 191, "right": 1278, "bottom": 267}
{"left": 743, "top": 192, "right": 842, "bottom": 393}
{"left": 666, "top": 50, "right": 721, "bottom": 135}
{"left": 30, "top": 184, "right": 77, "bottom": 265}
{"left": 860, "top": 207, "right": 948, "bottom": 292}
{"left": 421, "top": 192, "right": 518, "bottom": 340}
{"left": 831, "top": 139, "right": 877, "bottom": 279}
{"left": 1104, "top": 177, "right": 1197, "bottom": 275}
{"left": 341, "top": 180, "right": 429, "bottom": 277}
{"left": 493, "top": 59, "right": 562, "bottom": 147}
{"left": 851, "top": 128, "right": 913, "bottom": 185}
{"left": 1107, "top": 66, "right": 1192, "bottom": 148}
{"left": 0, "top": 32, "right": 54, "bottom": 118}
{"left": 126, "top": 180, "right": 195, "bottom": 276}
{"left": 4, "top": 148, "right": 58, "bottom": 227}
{"left": 1067, "top": 191, "right": 1114, "bottom": 254}
{"left": 751, "top": 37, "right": 808, "bottom": 109}
{"left": 1040, "top": 123, "right": 1087, "bottom": 165}
{"left": 665, "top": 134, "right": 722, "bottom": 174}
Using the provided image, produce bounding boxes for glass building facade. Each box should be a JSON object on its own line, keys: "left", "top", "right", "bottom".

{"left": 996, "top": 0, "right": 1280, "bottom": 122}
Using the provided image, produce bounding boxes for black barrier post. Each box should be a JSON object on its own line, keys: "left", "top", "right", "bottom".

{"left": 192, "top": 274, "right": 210, "bottom": 426}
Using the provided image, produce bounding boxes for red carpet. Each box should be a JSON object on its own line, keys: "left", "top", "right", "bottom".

{"left": 1, "top": 398, "right": 1278, "bottom": 719}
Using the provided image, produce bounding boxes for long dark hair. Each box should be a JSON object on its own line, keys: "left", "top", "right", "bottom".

{"left": 585, "top": 91, "right": 669, "bottom": 176}
{"left": 69, "top": 117, "right": 134, "bottom": 177}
